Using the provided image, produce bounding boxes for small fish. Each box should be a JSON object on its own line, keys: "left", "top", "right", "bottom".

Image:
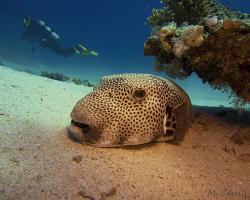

{"left": 69, "top": 74, "right": 191, "bottom": 147}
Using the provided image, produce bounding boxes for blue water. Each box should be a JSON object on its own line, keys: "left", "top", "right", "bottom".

{"left": 0, "top": 0, "right": 249, "bottom": 107}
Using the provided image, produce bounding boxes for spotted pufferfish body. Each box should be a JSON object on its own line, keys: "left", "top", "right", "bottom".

{"left": 69, "top": 73, "right": 191, "bottom": 147}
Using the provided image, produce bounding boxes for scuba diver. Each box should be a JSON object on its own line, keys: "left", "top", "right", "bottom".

{"left": 22, "top": 16, "right": 98, "bottom": 58}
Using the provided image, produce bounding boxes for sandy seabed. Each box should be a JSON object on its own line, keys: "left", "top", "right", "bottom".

{"left": 0, "top": 65, "right": 249, "bottom": 200}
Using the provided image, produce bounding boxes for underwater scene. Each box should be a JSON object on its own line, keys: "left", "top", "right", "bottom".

{"left": 0, "top": 0, "right": 250, "bottom": 199}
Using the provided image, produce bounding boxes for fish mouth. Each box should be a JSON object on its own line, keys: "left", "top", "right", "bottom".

{"left": 71, "top": 119, "right": 91, "bottom": 133}
{"left": 68, "top": 119, "right": 102, "bottom": 144}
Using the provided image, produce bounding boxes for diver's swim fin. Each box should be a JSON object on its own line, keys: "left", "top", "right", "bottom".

{"left": 75, "top": 44, "right": 98, "bottom": 57}
{"left": 78, "top": 44, "right": 87, "bottom": 51}
{"left": 73, "top": 47, "right": 81, "bottom": 55}
{"left": 89, "top": 50, "right": 98, "bottom": 56}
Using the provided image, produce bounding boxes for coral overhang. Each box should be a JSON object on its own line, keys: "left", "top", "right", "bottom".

{"left": 144, "top": 0, "right": 250, "bottom": 106}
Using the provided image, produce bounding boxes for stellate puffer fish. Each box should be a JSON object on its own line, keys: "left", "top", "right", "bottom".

{"left": 69, "top": 74, "right": 191, "bottom": 147}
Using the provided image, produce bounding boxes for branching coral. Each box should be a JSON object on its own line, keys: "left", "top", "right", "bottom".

{"left": 162, "top": 0, "right": 212, "bottom": 25}
{"left": 147, "top": 0, "right": 250, "bottom": 26}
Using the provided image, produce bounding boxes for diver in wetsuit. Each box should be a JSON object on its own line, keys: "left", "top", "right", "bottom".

{"left": 22, "top": 16, "right": 98, "bottom": 58}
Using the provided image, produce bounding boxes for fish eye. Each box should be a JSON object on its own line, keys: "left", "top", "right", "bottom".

{"left": 132, "top": 88, "right": 147, "bottom": 101}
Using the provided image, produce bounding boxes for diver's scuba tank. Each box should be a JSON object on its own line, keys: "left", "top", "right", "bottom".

{"left": 24, "top": 16, "right": 60, "bottom": 41}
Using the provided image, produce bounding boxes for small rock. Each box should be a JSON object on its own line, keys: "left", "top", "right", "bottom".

{"left": 36, "top": 175, "right": 42, "bottom": 182}
{"left": 194, "top": 112, "right": 202, "bottom": 118}
{"left": 101, "top": 187, "right": 116, "bottom": 199}
{"left": 223, "top": 144, "right": 236, "bottom": 155}
{"left": 9, "top": 157, "right": 20, "bottom": 165}
{"left": 16, "top": 147, "right": 24, "bottom": 151}
{"left": 72, "top": 155, "right": 83, "bottom": 163}
{"left": 11, "top": 84, "right": 18, "bottom": 88}
{"left": 79, "top": 190, "right": 95, "bottom": 200}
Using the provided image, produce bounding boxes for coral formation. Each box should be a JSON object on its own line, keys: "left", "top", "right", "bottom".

{"left": 144, "top": 0, "right": 250, "bottom": 107}
{"left": 40, "top": 71, "right": 95, "bottom": 87}
{"left": 71, "top": 78, "right": 95, "bottom": 87}
{"left": 147, "top": 0, "right": 249, "bottom": 27}
{"left": 41, "top": 71, "right": 70, "bottom": 82}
